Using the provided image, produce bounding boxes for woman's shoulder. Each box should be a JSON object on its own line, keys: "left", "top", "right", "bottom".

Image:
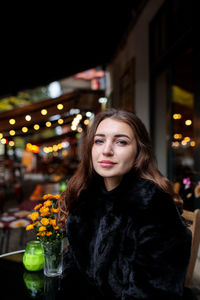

{"left": 123, "top": 177, "right": 161, "bottom": 209}
{"left": 121, "top": 177, "right": 180, "bottom": 218}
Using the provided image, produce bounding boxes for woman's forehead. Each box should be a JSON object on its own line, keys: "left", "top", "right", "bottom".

{"left": 95, "top": 118, "right": 134, "bottom": 137}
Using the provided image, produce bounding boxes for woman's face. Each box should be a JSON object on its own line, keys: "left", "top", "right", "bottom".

{"left": 92, "top": 118, "right": 137, "bottom": 190}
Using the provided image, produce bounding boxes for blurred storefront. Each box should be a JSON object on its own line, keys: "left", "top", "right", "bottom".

{"left": 106, "top": 0, "right": 195, "bottom": 209}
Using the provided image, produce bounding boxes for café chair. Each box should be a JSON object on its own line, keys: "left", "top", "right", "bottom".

{"left": 182, "top": 209, "right": 200, "bottom": 287}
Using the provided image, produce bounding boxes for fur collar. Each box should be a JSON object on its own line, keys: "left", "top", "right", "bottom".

{"left": 70, "top": 170, "right": 161, "bottom": 217}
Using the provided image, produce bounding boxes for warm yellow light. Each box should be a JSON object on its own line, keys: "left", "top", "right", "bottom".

{"left": 46, "top": 121, "right": 51, "bottom": 127}
{"left": 76, "top": 114, "right": 82, "bottom": 120}
{"left": 9, "top": 130, "right": 15, "bottom": 136}
{"left": 77, "top": 127, "right": 83, "bottom": 133}
{"left": 22, "top": 127, "right": 28, "bottom": 133}
{"left": 53, "top": 145, "right": 58, "bottom": 152}
{"left": 9, "top": 141, "right": 15, "bottom": 147}
{"left": 34, "top": 124, "right": 40, "bottom": 130}
{"left": 62, "top": 150, "right": 68, "bottom": 156}
{"left": 84, "top": 119, "right": 89, "bottom": 125}
{"left": 25, "top": 115, "right": 31, "bottom": 121}
{"left": 174, "top": 133, "right": 182, "bottom": 139}
{"left": 58, "top": 118, "right": 64, "bottom": 124}
{"left": 172, "top": 141, "right": 179, "bottom": 147}
{"left": 57, "top": 104, "right": 64, "bottom": 110}
{"left": 185, "top": 120, "right": 192, "bottom": 126}
{"left": 9, "top": 118, "right": 16, "bottom": 125}
{"left": 1, "top": 138, "right": 6, "bottom": 144}
{"left": 0, "top": 133, "right": 3, "bottom": 139}
{"left": 71, "top": 125, "right": 77, "bottom": 131}
{"left": 190, "top": 141, "right": 196, "bottom": 147}
{"left": 184, "top": 137, "right": 190, "bottom": 142}
{"left": 58, "top": 143, "right": 63, "bottom": 150}
{"left": 181, "top": 140, "right": 187, "bottom": 146}
{"left": 26, "top": 143, "right": 39, "bottom": 153}
{"left": 173, "top": 113, "right": 182, "bottom": 120}
{"left": 43, "top": 147, "right": 49, "bottom": 153}
{"left": 41, "top": 109, "right": 47, "bottom": 115}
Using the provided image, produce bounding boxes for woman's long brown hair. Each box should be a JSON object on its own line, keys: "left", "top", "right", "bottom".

{"left": 58, "top": 108, "right": 182, "bottom": 229}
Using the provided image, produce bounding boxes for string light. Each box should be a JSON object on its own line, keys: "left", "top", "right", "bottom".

{"left": 174, "top": 133, "right": 182, "bottom": 139}
{"left": 173, "top": 114, "right": 182, "bottom": 119}
{"left": 41, "top": 109, "right": 48, "bottom": 115}
{"left": 58, "top": 118, "right": 64, "bottom": 125}
{"left": 9, "top": 118, "right": 16, "bottom": 125}
{"left": 185, "top": 120, "right": 192, "bottom": 126}
{"left": 181, "top": 140, "right": 187, "bottom": 146}
{"left": 1, "top": 138, "right": 7, "bottom": 144}
{"left": 57, "top": 104, "right": 64, "bottom": 110}
{"left": 9, "top": 130, "right": 15, "bottom": 136}
{"left": 184, "top": 137, "right": 190, "bottom": 142}
{"left": 22, "top": 127, "right": 28, "bottom": 133}
{"left": 34, "top": 124, "right": 40, "bottom": 130}
{"left": 25, "top": 115, "right": 31, "bottom": 121}
{"left": 46, "top": 121, "right": 51, "bottom": 127}
{"left": 84, "top": 119, "right": 89, "bottom": 125}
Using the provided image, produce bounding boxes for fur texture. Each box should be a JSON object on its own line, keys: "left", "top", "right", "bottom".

{"left": 63, "top": 171, "right": 192, "bottom": 299}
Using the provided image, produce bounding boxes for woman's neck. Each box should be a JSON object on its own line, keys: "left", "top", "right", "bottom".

{"left": 104, "top": 176, "right": 123, "bottom": 191}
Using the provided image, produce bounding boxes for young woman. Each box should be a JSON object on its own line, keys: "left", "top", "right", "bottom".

{"left": 58, "top": 108, "right": 193, "bottom": 299}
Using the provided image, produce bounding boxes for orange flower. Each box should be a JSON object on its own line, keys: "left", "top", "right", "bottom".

{"left": 26, "top": 224, "right": 34, "bottom": 231}
{"left": 44, "top": 200, "right": 52, "bottom": 207}
{"left": 41, "top": 218, "right": 49, "bottom": 226}
{"left": 46, "top": 232, "right": 53, "bottom": 236}
{"left": 37, "top": 231, "right": 47, "bottom": 236}
{"left": 28, "top": 212, "right": 39, "bottom": 221}
{"left": 50, "top": 208, "right": 59, "bottom": 213}
{"left": 40, "top": 206, "right": 49, "bottom": 214}
{"left": 39, "top": 226, "right": 46, "bottom": 232}
{"left": 34, "top": 203, "right": 42, "bottom": 210}
{"left": 40, "top": 211, "right": 50, "bottom": 217}
{"left": 53, "top": 226, "right": 59, "bottom": 230}
{"left": 43, "top": 194, "right": 60, "bottom": 200}
{"left": 49, "top": 219, "right": 56, "bottom": 226}
{"left": 43, "top": 194, "right": 53, "bottom": 200}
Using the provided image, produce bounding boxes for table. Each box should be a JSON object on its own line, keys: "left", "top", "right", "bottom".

{"left": 0, "top": 251, "right": 198, "bottom": 300}
{"left": 0, "top": 250, "right": 67, "bottom": 300}
{"left": 0, "top": 250, "right": 104, "bottom": 300}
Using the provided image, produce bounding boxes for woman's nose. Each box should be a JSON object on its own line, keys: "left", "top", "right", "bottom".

{"left": 102, "top": 142, "right": 113, "bottom": 155}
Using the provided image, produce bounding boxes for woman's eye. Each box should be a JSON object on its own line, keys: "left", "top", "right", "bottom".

{"left": 94, "top": 139, "right": 104, "bottom": 144}
{"left": 116, "top": 140, "right": 128, "bottom": 145}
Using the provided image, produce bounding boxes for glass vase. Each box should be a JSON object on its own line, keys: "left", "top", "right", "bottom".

{"left": 42, "top": 239, "right": 63, "bottom": 277}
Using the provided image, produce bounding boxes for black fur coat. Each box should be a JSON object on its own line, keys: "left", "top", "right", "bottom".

{"left": 62, "top": 171, "right": 192, "bottom": 300}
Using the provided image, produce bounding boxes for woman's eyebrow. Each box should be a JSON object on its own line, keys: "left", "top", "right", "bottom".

{"left": 94, "top": 134, "right": 131, "bottom": 140}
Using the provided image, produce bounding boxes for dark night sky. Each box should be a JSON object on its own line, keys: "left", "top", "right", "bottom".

{"left": 0, "top": 2, "right": 142, "bottom": 97}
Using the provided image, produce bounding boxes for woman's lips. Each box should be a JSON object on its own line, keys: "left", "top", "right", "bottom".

{"left": 99, "top": 160, "right": 117, "bottom": 167}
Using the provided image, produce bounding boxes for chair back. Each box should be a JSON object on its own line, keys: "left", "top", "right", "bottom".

{"left": 182, "top": 209, "right": 200, "bottom": 287}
